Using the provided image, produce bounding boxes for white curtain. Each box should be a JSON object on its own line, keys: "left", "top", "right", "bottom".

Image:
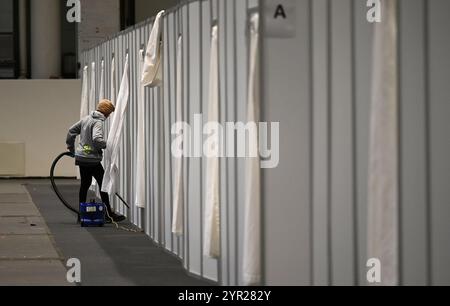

{"left": 92, "top": 60, "right": 105, "bottom": 196}
{"left": 89, "top": 62, "right": 96, "bottom": 113}
{"left": 99, "top": 59, "right": 105, "bottom": 100}
{"left": 135, "top": 50, "right": 146, "bottom": 209}
{"left": 105, "top": 57, "right": 116, "bottom": 174}
{"left": 80, "top": 65, "right": 89, "bottom": 119}
{"left": 102, "top": 54, "right": 130, "bottom": 195}
{"left": 110, "top": 57, "right": 116, "bottom": 104}
{"left": 172, "top": 35, "right": 184, "bottom": 235}
{"left": 77, "top": 65, "right": 90, "bottom": 181}
{"left": 203, "top": 25, "right": 220, "bottom": 258}
{"left": 367, "top": 0, "right": 399, "bottom": 286}
{"left": 142, "top": 10, "right": 165, "bottom": 88}
{"left": 243, "top": 13, "right": 261, "bottom": 286}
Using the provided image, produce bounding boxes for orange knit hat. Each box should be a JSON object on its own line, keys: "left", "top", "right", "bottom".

{"left": 97, "top": 99, "right": 115, "bottom": 116}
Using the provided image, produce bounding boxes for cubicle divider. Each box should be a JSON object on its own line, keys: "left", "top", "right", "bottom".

{"left": 81, "top": 0, "right": 450, "bottom": 286}
{"left": 81, "top": 0, "right": 260, "bottom": 285}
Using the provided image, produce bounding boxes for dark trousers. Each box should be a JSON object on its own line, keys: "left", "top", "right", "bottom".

{"left": 79, "top": 164, "right": 113, "bottom": 215}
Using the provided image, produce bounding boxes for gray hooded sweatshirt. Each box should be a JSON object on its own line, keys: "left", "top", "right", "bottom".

{"left": 66, "top": 111, "right": 107, "bottom": 166}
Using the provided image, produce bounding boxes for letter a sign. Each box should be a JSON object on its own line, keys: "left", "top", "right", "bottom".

{"left": 264, "top": 0, "right": 296, "bottom": 38}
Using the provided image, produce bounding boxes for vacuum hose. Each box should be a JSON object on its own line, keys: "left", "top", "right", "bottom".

{"left": 50, "top": 152, "right": 80, "bottom": 218}
{"left": 50, "top": 152, "right": 131, "bottom": 220}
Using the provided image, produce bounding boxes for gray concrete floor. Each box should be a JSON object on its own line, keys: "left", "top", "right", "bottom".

{"left": 0, "top": 179, "right": 213, "bottom": 286}
{"left": 0, "top": 181, "right": 71, "bottom": 286}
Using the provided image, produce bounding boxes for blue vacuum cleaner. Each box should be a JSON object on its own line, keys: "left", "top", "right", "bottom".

{"left": 50, "top": 152, "right": 130, "bottom": 227}
{"left": 80, "top": 200, "right": 106, "bottom": 227}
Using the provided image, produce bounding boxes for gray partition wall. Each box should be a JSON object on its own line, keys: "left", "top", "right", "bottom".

{"left": 81, "top": 0, "right": 450, "bottom": 286}
{"left": 81, "top": 0, "right": 260, "bottom": 285}
{"left": 261, "top": 0, "right": 450, "bottom": 286}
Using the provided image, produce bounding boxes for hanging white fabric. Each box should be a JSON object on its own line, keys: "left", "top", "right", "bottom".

{"left": 77, "top": 65, "right": 90, "bottom": 181}
{"left": 141, "top": 10, "right": 165, "bottom": 87}
{"left": 110, "top": 57, "right": 116, "bottom": 104}
{"left": 367, "top": 0, "right": 399, "bottom": 286}
{"left": 89, "top": 62, "right": 96, "bottom": 112}
{"left": 103, "top": 55, "right": 116, "bottom": 176}
{"left": 99, "top": 60, "right": 105, "bottom": 100}
{"left": 203, "top": 25, "right": 220, "bottom": 258}
{"left": 80, "top": 65, "right": 89, "bottom": 119}
{"left": 172, "top": 35, "right": 184, "bottom": 235}
{"left": 91, "top": 60, "right": 105, "bottom": 197}
{"left": 135, "top": 50, "right": 146, "bottom": 209}
{"left": 101, "top": 57, "right": 116, "bottom": 194}
{"left": 243, "top": 13, "right": 261, "bottom": 286}
{"left": 103, "top": 56, "right": 116, "bottom": 195}
{"left": 102, "top": 54, "right": 130, "bottom": 195}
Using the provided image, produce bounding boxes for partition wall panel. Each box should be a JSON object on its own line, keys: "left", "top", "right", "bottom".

{"left": 81, "top": 0, "right": 259, "bottom": 284}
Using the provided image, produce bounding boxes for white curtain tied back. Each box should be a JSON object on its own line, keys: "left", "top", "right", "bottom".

{"left": 80, "top": 65, "right": 89, "bottom": 119}
{"left": 172, "top": 35, "right": 184, "bottom": 235}
{"left": 135, "top": 50, "right": 147, "bottom": 209}
{"left": 91, "top": 60, "right": 105, "bottom": 196}
{"left": 89, "top": 62, "right": 96, "bottom": 113}
{"left": 367, "top": 0, "right": 399, "bottom": 286}
{"left": 203, "top": 25, "right": 221, "bottom": 259}
{"left": 243, "top": 13, "right": 261, "bottom": 286}
{"left": 142, "top": 10, "right": 165, "bottom": 88}
{"left": 102, "top": 54, "right": 130, "bottom": 195}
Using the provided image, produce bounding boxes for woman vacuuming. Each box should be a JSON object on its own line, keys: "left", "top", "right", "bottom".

{"left": 66, "top": 99, "right": 125, "bottom": 223}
